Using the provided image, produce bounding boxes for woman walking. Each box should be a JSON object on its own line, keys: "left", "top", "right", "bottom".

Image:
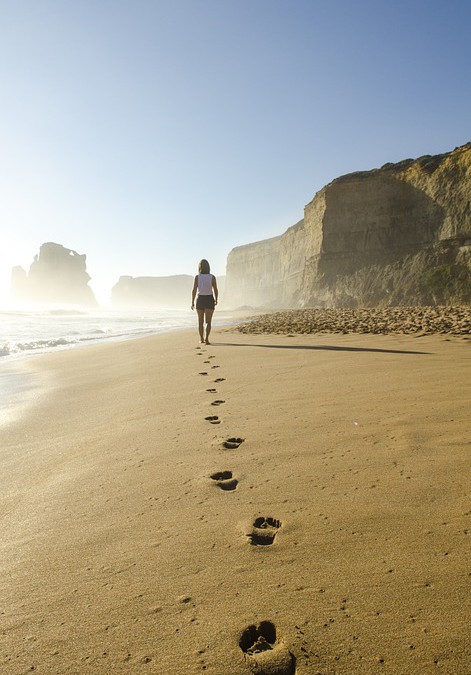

{"left": 191, "top": 259, "right": 218, "bottom": 344}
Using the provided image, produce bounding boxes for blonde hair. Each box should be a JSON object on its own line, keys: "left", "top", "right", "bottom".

{"left": 198, "top": 259, "right": 210, "bottom": 274}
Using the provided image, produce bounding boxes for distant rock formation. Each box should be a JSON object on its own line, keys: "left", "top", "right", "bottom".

{"left": 11, "top": 242, "right": 97, "bottom": 306}
{"left": 223, "top": 143, "right": 471, "bottom": 308}
{"left": 111, "top": 275, "right": 194, "bottom": 308}
{"left": 111, "top": 274, "right": 226, "bottom": 309}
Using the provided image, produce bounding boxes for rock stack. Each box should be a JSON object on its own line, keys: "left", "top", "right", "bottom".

{"left": 11, "top": 242, "right": 97, "bottom": 306}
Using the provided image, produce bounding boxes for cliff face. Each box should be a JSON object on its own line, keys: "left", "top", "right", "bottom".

{"left": 223, "top": 237, "right": 281, "bottom": 308}
{"left": 223, "top": 143, "right": 471, "bottom": 308}
{"left": 111, "top": 275, "right": 194, "bottom": 308}
{"left": 11, "top": 242, "right": 97, "bottom": 306}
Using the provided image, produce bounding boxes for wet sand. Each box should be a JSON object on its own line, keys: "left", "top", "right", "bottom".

{"left": 0, "top": 326, "right": 469, "bottom": 674}
{"left": 0, "top": 361, "right": 46, "bottom": 429}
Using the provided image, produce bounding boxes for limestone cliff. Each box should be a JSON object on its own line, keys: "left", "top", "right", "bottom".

{"left": 224, "top": 143, "right": 471, "bottom": 308}
{"left": 223, "top": 236, "right": 282, "bottom": 308}
{"left": 11, "top": 242, "right": 97, "bottom": 306}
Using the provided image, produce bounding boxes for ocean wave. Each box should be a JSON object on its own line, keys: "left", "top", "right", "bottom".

{"left": 46, "top": 309, "right": 87, "bottom": 316}
{"left": 0, "top": 338, "right": 74, "bottom": 357}
{"left": 0, "top": 309, "right": 196, "bottom": 361}
{"left": 0, "top": 331, "right": 155, "bottom": 358}
{"left": 0, "top": 308, "right": 87, "bottom": 317}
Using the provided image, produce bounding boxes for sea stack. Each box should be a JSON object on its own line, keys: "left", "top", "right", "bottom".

{"left": 111, "top": 274, "right": 194, "bottom": 308}
{"left": 11, "top": 242, "right": 97, "bottom": 306}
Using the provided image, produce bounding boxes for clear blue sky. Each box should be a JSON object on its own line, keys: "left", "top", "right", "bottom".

{"left": 1, "top": 0, "right": 469, "bottom": 304}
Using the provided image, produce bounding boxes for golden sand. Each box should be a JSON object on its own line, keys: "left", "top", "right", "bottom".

{"left": 1, "top": 327, "right": 469, "bottom": 674}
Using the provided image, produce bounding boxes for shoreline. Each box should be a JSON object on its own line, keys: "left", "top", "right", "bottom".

{"left": 1, "top": 327, "right": 469, "bottom": 673}
{"left": 0, "top": 310, "right": 250, "bottom": 425}
{"left": 0, "top": 306, "right": 252, "bottom": 365}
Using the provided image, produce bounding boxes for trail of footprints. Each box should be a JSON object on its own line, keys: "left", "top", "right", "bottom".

{"left": 194, "top": 345, "right": 296, "bottom": 674}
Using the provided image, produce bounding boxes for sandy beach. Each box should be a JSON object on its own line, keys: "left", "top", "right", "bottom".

{"left": 1, "top": 324, "right": 469, "bottom": 674}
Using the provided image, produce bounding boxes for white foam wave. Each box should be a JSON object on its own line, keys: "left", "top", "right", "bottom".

{"left": 1, "top": 338, "right": 74, "bottom": 357}
{"left": 0, "top": 308, "right": 196, "bottom": 362}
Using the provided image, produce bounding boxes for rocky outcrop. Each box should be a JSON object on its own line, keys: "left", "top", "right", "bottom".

{"left": 223, "top": 143, "right": 471, "bottom": 308}
{"left": 11, "top": 242, "right": 97, "bottom": 306}
{"left": 234, "top": 306, "right": 471, "bottom": 336}
{"left": 111, "top": 275, "right": 194, "bottom": 308}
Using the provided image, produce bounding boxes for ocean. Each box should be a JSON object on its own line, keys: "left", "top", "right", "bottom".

{"left": 0, "top": 306, "right": 208, "bottom": 362}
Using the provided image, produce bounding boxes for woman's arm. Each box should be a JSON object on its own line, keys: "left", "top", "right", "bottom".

{"left": 212, "top": 276, "right": 218, "bottom": 305}
{"left": 191, "top": 276, "right": 198, "bottom": 309}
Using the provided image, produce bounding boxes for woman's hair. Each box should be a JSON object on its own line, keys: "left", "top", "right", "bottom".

{"left": 198, "top": 259, "right": 210, "bottom": 274}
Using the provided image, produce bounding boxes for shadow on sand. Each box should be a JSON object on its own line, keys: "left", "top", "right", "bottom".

{"left": 216, "top": 342, "right": 431, "bottom": 356}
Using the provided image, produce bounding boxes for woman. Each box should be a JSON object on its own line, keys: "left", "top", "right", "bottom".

{"left": 191, "top": 259, "right": 218, "bottom": 344}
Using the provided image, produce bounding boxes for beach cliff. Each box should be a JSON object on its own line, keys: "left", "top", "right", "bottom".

{"left": 223, "top": 143, "right": 471, "bottom": 308}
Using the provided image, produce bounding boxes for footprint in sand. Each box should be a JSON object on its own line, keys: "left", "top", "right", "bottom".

{"left": 214, "top": 377, "right": 225, "bottom": 383}
{"left": 239, "top": 621, "right": 296, "bottom": 674}
{"left": 205, "top": 415, "right": 221, "bottom": 424}
{"left": 223, "top": 437, "right": 244, "bottom": 449}
{"left": 208, "top": 355, "right": 216, "bottom": 359}
{"left": 211, "top": 400, "right": 225, "bottom": 406}
{"left": 210, "top": 471, "right": 238, "bottom": 491}
{"left": 206, "top": 388, "right": 217, "bottom": 393}
{"left": 211, "top": 365, "right": 220, "bottom": 369}
{"left": 199, "top": 372, "right": 208, "bottom": 376}
{"left": 248, "top": 517, "right": 281, "bottom": 546}
{"left": 203, "top": 360, "right": 211, "bottom": 364}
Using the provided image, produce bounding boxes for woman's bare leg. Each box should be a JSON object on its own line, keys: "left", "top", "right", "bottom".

{"left": 204, "top": 308, "right": 214, "bottom": 344}
{"left": 196, "top": 309, "right": 205, "bottom": 343}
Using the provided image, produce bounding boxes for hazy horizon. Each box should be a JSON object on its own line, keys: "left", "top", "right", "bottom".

{"left": 1, "top": 0, "right": 470, "bottom": 305}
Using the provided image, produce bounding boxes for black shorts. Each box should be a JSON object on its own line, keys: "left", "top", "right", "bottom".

{"left": 196, "top": 295, "right": 215, "bottom": 310}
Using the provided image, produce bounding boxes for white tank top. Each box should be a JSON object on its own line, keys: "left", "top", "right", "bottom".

{"left": 198, "top": 273, "right": 213, "bottom": 295}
